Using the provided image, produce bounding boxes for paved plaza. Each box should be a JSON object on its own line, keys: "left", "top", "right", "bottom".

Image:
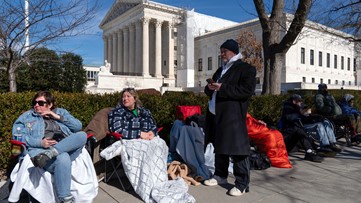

{"left": 1, "top": 138, "right": 360, "bottom": 203}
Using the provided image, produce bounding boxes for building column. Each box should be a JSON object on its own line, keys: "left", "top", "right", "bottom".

{"left": 107, "top": 34, "right": 112, "bottom": 66}
{"left": 142, "top": 17, "right": 150, "bottom": 77}
{"left": 155, "top": 20, "right": 163, "bottom": 78}
{"left": 112, "top": 32, "right": 117, "bottom": 73}
{"left": 167, "top": 23, "right": 175, "bottom": 79}
{"left": 135, "top": 22, "right": 142, "bottom": 75}
{"left": 103, "top": 35, "right": 108, "bottom": 64}
{"left": 129, "top": 24, "right": 135, "bottom": 75}
{"left": 123, "top": 27, "right": 129, "bottom": 74}
{"left": 117, "top": 30, "right": 123, "bottom": 74}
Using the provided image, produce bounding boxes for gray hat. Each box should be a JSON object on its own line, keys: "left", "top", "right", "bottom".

{"left": 291, "top": 94, "right": 303, "bottom": 102}
{"left": 344, "top": 94, "right": 355, "bottom": 102}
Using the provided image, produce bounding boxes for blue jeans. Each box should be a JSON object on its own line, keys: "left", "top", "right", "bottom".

{"left": 43, "top": 131, "right": 87, "bottom": 199}
{"left": 303, "top": 120, "right": 336, "bottom": 146}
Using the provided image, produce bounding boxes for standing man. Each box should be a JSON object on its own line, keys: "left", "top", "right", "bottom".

{"left": 203, "top": 39, "right": 256, "bottom": 197}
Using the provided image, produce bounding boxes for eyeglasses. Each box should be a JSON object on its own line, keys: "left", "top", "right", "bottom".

{"left": 32, "top": 100, "right": 47, "bottom": 106}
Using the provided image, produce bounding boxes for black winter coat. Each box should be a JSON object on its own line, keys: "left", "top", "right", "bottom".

{"left": 205, "top": 60, "right": 256, "bottom": 155}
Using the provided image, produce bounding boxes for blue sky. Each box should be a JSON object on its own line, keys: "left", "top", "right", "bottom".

{"left": 56, "top": 0, "right": 258, "bottom": 66}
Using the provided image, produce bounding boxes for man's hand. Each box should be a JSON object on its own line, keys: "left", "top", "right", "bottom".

{"left": 207, "top": 83, "right": 222, "bottom": 91}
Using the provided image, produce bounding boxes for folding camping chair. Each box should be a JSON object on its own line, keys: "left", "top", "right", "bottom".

{"left": 102, "top": 131, "right": 127, "bottom": 191}
{"left": 176, "top": 105, "right": 202, "bottom": 121}
{"left": 101, "top": 127, "right": 164, "bottom": 191}
{"left": 7, "top": 134, "right": 98, "bottom": 203}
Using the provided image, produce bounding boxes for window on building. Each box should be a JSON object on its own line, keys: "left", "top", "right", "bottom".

{"left": 218, "top": 55, "right": 222, "bottom": 67}
{"left": 342, "top": 80, "right": 345, "bottom": 85}
{"left": 354, "top": 58, "right": 357, "bottom": 71}
{"left": 341, "top": 56, "right": 344, "bottom": 70}
{"left": 328, "top": 79, "right": 331, "bottom": 84}
{"left": 347, "top": 57, "right": 350, "bottom": 71}
{"left": 349, "top": 81, "right": 351, "bottom": 86}
{"left": 327, "top": 53, "right": 330, "bottom": 67}
{"left": 334, "top": 55, "right": 337, "bottom": 69}
{"left": 310, "top": 49, "right": 314, "bottom": 65}
{"left": 174, "top": 60, "right": 177, "bottom": 66}
{"left": 320, "top": 78, "right": 323, "bottom": 84}
{"left": 198, "top": 58, "right": 203, "bottom": 71}
{"left": 301, "top": 48, "right": 305, "bottom": 64}
{"left": 302, "top": 77, "right": 306, "bottom": 82}
{"left": 86, "top": 71, "right": 98, "bottom": 81}
{"left": 312, "top": 78, "right": 315, "bottom": 83}
{"left": 208, "top": 57, "right": 212, "bottom": 70}
{"left": 256, "top": 77, "right": 261, "bottom": 84}
{"left": 319, "top": 51, "right": 322, "bottom": 66}
{"left": 335, "top": 80, "right": 338, "bottom": 85}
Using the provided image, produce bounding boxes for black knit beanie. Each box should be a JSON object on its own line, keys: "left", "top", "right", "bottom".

{"left": 220, "top": 39, "right": 239, "bottom": 54}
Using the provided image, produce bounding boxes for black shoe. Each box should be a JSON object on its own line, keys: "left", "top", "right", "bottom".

{"left": 329, "top": 143, "right": 342, "bottom": 153}
{"left": 317, "top": 147, "right": 337, "bottom": 157}
{"left": 31, "top": 153, "right": 51, "bottom": 168}
{"left": 304, "top": 151, "right": 324, "bottom": 162}
{"left": 351, "top": 135, "right": 361, "bottom": 143}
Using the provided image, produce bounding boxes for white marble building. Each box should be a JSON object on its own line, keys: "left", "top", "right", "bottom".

{"left": 88, "top": 0, "right": 360, "bottom": 94}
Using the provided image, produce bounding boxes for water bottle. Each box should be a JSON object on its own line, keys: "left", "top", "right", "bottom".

{"left": 13, "top": 127, "right": 22, "bottom": 142}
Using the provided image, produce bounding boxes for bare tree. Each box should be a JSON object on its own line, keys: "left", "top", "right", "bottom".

{"left": 237, "top": 31, "right": 263, "bottom": 74}
{"left": 309, "top": 0, "right": 361, "bottom": 40}
{"left": 0, "top": 0, "right": 99, "bottom": 92}
{"left": 253, "top": 0, "right": 312, "bottom": 95}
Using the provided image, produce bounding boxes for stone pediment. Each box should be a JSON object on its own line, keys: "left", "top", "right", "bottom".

{"left": 100, "top": 0, "right": 147, "bottom": 27}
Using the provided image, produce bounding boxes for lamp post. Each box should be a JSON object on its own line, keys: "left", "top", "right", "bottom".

{"left": 24, "top": 0, "right": 29, "bottom": 52}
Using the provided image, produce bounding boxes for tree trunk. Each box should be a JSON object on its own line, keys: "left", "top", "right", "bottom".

{"left": 8, "top": 65, "right": 17, "bottom": 92}
{"left": 262, "top": 52, "right": 283, "bottom": 94}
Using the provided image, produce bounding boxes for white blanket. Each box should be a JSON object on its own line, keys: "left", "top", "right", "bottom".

{"left": 8, "top": 148, "right": 98, "bottom": 203}
{"left": 102, "top": 137, "right": 195, "bottom": 203}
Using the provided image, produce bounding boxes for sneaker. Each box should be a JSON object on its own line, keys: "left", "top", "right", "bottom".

{"left": 204, "top": 175, "right": 227, "bottom": 186}
{"left": 228, "top": 187, "right": 248, "bottom": 196}
{"left": 329, "top": 143, "right": 342, "bottom": 153}
{"left": 60, "top": 195, "right": 74, "bottom": 203}
{"left": 304, "top": 151, "right": 323, "bottom": 162}
{"left": 317, "top": 146, "right": 337, "bottom": 157}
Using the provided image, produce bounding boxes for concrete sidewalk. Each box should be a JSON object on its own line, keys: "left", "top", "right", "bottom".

{"left": 1, "top": 139, "right": 360, "bottom": 203}
{"left": 94, "top": 139, "right": 361, "bottom": 203}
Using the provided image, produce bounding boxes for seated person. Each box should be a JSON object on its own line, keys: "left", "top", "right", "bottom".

{"left": 246, "top": 113, "right": 292, "bottom": 168}
{"left": 105, "top": 88, "right": 195, "bottom": 202}
{"left": 281, "top": 94, "right": 323, "bottom": 162}
{"left": 108, "top": 87, "right": 157, "bottom": 140}
{"left": 314, "top": 83, "right": 354, "bottom": 126}
{"left": 12, "top": 91, "right": 87, "bottom": 203}
{"left": 314, "top": 83, "right": 342, "bottom": 118}
{"left": 339, "top": 94, "right": 361, "bottom": 142}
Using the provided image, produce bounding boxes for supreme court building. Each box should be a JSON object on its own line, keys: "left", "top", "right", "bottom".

{"left": 88, "top": 0, "right": 360, "bottom": 94}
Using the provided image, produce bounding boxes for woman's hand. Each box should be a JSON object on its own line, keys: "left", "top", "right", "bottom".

{"left": 39, "top": 110, "right": 61, "bottom": 120}
{"left": 42, "top": 138, "right": 57, "bottom": 148}
{"left": 140, "top": 131, "right": 155, "bottom": 140}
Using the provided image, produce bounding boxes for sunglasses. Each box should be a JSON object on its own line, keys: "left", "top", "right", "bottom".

{"left": 32, "top": 100, "right": 48, "bottom": 106}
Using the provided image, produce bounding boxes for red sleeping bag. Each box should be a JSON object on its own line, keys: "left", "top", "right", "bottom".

{"left": 246, "top": 113, "right": 292, "bottom": 168}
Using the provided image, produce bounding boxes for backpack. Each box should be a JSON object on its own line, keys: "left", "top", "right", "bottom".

{"left": 185, "top": 114, "right": 206, "bottom": 130}
{"left": 249, "top": 149, "right": 271, "bottom": 170}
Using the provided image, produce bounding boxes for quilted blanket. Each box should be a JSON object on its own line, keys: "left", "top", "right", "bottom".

{"left": 103, "top": 137, "right": 195, "bottom": 203}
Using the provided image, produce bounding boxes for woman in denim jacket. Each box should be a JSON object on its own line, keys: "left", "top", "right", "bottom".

{"left": 12, "top": 91, "right": 87, "bottom": 203}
